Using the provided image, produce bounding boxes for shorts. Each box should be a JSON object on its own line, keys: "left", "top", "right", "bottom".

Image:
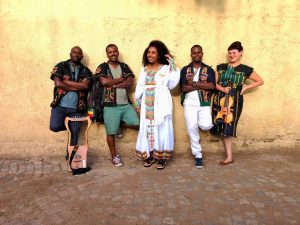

{"left": 103, "top": 104, "right": 139, "bottom": 135}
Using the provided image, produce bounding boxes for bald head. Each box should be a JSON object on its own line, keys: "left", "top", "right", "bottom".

{"left": 70, "top": 46, "right": 83, "bottom": 64}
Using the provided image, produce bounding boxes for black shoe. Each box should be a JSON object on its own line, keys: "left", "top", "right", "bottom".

{"left": 143, "top": 157, "right": 156, "bottom": 167}
{"left": 156, "top": 159, "right": 166, "bottom": 170}
{"left": 195, "top": 158, "right": 204, "bottom": 169}
{"left": 72, "top": 167, "right": 91, "bottom": 176}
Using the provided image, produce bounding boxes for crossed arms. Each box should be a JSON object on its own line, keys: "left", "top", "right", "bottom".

{"left": 53, "top": 76, "right": 90, "bottom": 91}
{"left": 100, "top": 76, "right": 133, "bottom": 89}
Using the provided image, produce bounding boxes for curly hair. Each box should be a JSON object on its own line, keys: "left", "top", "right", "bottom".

{"left": 142, "top": 40, "right": 173, "bottom": 66}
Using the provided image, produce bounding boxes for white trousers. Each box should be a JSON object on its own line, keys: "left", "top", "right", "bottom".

{"left": 184, "top": 104, "right": 213, "bottom": 158}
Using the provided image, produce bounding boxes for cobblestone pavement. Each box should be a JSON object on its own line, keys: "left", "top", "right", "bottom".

{"left": 0, "top": 151, "right": 299, "bottom": 225}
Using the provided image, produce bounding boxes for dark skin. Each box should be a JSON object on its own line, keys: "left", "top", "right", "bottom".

{"left": 100, "top": 45, "right": 138, "bottom": 159}
{"left": 54, "top": 46, "right": 90, "bottom": 91}
{"left": 181, "top": 46, "right": 215, "bottom": 93}
{"left": 99, "top": 46, "right": 134, "bottom": 88}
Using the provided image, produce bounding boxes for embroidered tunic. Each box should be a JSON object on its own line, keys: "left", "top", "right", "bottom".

{"left": 135, "top": 65, "right": 180, "bottom": 160}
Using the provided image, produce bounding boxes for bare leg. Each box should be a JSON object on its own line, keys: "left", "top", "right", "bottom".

{"left": 222, "top": 137, "right": 233, "bottom": 163}
{"left": 107, "top": 135, "right": 116, "bottom": 158}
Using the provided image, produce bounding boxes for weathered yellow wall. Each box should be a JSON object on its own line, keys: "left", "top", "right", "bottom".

{"left": 0, "top": 0, "right": 299, "bottom": 157}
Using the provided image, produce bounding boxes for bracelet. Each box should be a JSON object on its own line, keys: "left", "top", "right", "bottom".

{"left": 167, "top": 57, "right": 175, "bottom": 72}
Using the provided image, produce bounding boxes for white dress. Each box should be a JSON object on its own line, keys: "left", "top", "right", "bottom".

{"left": 135, "top": 64, "right": 180, "bottom": 160}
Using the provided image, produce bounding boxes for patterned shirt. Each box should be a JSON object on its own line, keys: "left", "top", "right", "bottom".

{"left": 50, "top": 59, "right": 92, "bottom": 112}
{"left": 180, "top": 62, "right": 215, "bottom": 106}
{"left": 95, "top": 61, "right": 134, "bottom": 107}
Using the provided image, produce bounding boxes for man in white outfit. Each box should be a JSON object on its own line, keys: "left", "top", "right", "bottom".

{"left": 180, "top": 45, "right": 216, "bottom": 168}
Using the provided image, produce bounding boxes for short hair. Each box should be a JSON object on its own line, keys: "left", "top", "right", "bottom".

{"left": 191, "top": 45, "right": 203, "bottom": 52}
{"left": 105, "top": 44, "right": 118, "bottom": 52}
{"left": 228, "top": 41, "right": 243, "bottom": 52}
{"left": 142, "top": 40, "right": 173, "bottom": 66}
{"left": 70, "top": 46, "right": 83, "bottom": 53}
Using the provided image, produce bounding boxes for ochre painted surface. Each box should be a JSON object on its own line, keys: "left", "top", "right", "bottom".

{"left": 0, "top": 0, "right": 299, "bottom": 156}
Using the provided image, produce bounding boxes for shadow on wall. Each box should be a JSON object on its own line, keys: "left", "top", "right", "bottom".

{"left": 146, "top": 0, "right": 228, "bottom": 13}
{"left": 195, "top": 0, "right": 228, "bottom": 13}
{"left": 194, "top": 0, "right": 227, "bottom": 12}
{"left": 194, "top": 0, "right": 228, "bottom": 11}
{"left": 82, "top": 53, "right": 90, "bottom": 68}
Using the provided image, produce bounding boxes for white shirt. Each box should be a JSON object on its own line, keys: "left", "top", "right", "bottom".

{"left": 184, "top": 67, "right": 201, "bottom": 106}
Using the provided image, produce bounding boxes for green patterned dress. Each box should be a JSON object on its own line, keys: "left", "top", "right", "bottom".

{"left": 211, "top": 63, "right": 253, "bottom": 137}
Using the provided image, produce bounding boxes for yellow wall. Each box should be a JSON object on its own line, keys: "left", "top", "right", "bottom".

{"left": 0, "top": 0, "right": 299, "bottom": 157}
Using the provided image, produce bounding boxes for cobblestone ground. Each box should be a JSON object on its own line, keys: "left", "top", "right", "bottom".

{"left": 0, "top": 151, "right": 299, "bottom": 225}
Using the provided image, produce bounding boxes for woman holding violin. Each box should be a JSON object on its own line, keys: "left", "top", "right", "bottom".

{"left": 211, "top": 41, "right": 264, "bottom": 165}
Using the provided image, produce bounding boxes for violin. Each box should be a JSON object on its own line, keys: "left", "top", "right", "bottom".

{"left": 215, "top": 82, "right": 234, "bottom": 124}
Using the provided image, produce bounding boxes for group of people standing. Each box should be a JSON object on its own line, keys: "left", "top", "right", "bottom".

{"left": 50, "top": 40, "right": 263, "bottom": 172}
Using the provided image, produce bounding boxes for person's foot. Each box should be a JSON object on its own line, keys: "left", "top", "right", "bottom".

{"left": 195, "top": 158, "right": 204, "bottom": 169}
{"left": 112, "top": 155, "right": 124, "bottom": 167}
{"left": 143, "top": 157, "right": 156, "bottom": 167}
{"left": 116, "top": 128, "right": 123, "bottom": 139}
{"left": 219, "top": 159, "right": 234, "bottom": 165}
{"left": 156, "top": 159, "right": 166, "bottom": 170}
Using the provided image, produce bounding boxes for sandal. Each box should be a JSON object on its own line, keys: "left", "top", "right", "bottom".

{"left": 143, "top": 157, "right": 156, "bottom": 167}
{"left": 156, "top": 159, "right": 166, "bottom": 170}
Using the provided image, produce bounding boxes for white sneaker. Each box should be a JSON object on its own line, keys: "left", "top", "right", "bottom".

{"left": 116, "top": 128, "right": 123, "bottom": 139}
{"left": 112, "top": 155, "right": 124, "bottom": 167}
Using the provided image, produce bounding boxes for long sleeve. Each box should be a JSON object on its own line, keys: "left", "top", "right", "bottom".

{"left": 167, "top": 67, "right": 180, "bottom": 90}
{"left": 161, "top": 63, "right": 180, "bottom": 90}
{"left": 134, "top": 68, "right": 145, "bottom": 100}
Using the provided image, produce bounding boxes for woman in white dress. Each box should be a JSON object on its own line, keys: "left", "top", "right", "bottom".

{"left": 135, "top": 40, "right": 180, "bottom": 169}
